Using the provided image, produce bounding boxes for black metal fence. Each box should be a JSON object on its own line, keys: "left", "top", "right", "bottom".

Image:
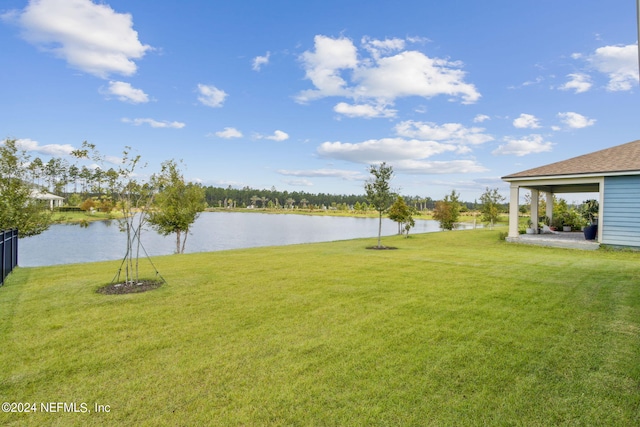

{"left": 1, "top": 229, "right": 18, "bottom": 287}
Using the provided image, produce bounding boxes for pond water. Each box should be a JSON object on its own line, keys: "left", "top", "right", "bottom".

{"left": 19, "top": 212, "right": 475, "bottom": 267}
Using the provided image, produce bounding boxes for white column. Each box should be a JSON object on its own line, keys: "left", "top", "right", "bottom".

{"left": 530, "top": 189, "right": 539, "bottom": 228}
{"left": 544, "top": 191, "right": 553, "bottom": 224}
{"left": 508, "top": 184, "right": 520, "bottom": 237}
{"left": 597, "top": 178, "right": 604, "bottom": 243}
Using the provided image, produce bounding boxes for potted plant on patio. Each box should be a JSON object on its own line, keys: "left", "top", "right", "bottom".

{"left": 525, "top": 219, "right": 537, "bottom": 234}
{"left": 559, "top": 209, "right": 579, "bottom": 231}
{"left": 581, "top": 199, "right": 599, "bottom": 240}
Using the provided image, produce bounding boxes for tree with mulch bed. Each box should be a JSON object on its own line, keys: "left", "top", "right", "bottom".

{"left": 97, "top": 279, "right": 163, "bottom": 294}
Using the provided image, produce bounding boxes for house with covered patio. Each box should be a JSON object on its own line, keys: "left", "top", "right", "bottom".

{"left": 502, "top": 139, "right": 640, "bottom": 249}
{"left": 30, "top": 190, "right": 64, "bottom": 210}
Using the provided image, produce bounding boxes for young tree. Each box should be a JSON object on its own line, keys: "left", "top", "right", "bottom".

{"left": 432, "top": 190, "right": 461, "bottom": 230}
{"left": 0, "top": 139, "right": 52, "bottom": 237}
{"left": 148, "top": 160, "right": 206, "bottom": 254}
{"left": 109, "top": 147, "right": 152, "bottom": 283}
{"left": 73, "top": 143, "right": 155, "bottom": 283}
{"left": 364, "top": 162, "right": 394, "bottom": 248}
{"left": 388, "top": 196, "right": 415, "bottom": 238}
{"left": 479, "top": 187, "right": 506, "bottom": 230}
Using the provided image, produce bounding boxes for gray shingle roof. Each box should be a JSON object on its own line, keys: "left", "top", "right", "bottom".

{"left": 502, "top": 139, "right": 640, "bottom": 180}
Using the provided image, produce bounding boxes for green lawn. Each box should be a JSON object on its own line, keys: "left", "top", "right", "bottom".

{"left": 1, "top": 230, "right": 639, "bottom": 426}
{"left": 52, "top": 210, "right": 123, "bottom": 224}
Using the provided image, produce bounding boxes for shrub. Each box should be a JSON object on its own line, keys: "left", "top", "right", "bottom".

{"left": 80, "top": 198, "right": 95, "bottom": 212}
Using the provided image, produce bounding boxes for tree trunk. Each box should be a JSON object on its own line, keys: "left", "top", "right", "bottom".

{"left": 181, "top": 228, "right": 189, "bottom": 254}
{"left": 175, "top": 230, "right": 181, "bottom": 254}
{"left": 377, "top": 211, "right": 383, "bottom": 248}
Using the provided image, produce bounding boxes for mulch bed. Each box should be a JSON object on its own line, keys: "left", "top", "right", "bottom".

{"left": 97, "top": 280, "right": 164, "bottom": 295}
{"left": 366, "top": 246, "right": 398, "bottom": 250}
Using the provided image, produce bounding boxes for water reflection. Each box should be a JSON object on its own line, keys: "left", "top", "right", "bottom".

{"left": 19, "top": 212, "right": 478, "bottom": 267}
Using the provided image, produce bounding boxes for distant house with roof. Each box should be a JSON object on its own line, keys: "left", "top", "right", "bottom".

{"left": 30, "top": 190, "right": 64, "bottom": 210}
{"left": 502, "top": 139, "right": 640, "bottom": 248}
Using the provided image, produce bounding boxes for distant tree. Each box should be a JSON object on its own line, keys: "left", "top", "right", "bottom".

{"left": 285, "top": 198, "right": 295, "bottom": 209}
{"left": 479, "top": 187, "right": 505, "bottom": 230}
{"left": 79, "top": 166, "right": 92, "bottom": 195}
{"left": 364, "top": 162, "right": 395, "bottom": 248}
{"left": 388, "top": 196, "right": 415, "bottom": 237}
{"left": 67, "top": 164, "right": 80, "bottom": 193}
{"left": 0, "top": 139, "right": 52, "bottom": 237}
{"left": 148, "top": 160, "right": 206, "bottom": 254}
{"left": 27, "top": 157, "right": 44, "bottom": 187}
{"left": 433, "top": 190, "right": 461, "bottom": 230}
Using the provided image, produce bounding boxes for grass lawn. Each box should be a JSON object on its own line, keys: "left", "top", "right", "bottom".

{"left": 1, "top": 230, "right": 639, "bottom": 425}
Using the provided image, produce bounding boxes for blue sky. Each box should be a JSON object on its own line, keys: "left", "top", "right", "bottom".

{"left": 1, "top": 0, "right": 638, "bottom": 201}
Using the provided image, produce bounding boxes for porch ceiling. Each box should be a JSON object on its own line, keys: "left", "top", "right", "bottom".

{"left": 520, "top": 183, "right": 599, "bottom": 193}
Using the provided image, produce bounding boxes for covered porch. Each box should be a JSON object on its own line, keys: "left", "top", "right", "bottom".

{"left": 506, "top": 229, "right": 600, "bottom": 250}
{"left": 30, "top": 190, "right": 65, "bottom": 210}
{"left": 505, "top": 176, "right": 603, "bottom": 249}
{"left": 502, "top": 139, "right": 640, "bottom": 250}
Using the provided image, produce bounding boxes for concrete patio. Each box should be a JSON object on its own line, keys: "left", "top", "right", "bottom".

{"left": 506, "top": 231, "right": 600, "bottom": 250}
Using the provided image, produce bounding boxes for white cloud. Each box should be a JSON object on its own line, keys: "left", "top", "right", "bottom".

{"left": 513, "top": 113, "right": 541, "bottom": 129}
{"left": 103, "top": 81, "right": 149, "bottom": 103}
{"left": 353, "top": 50, "right": 480, "bottom": 104}
{"left": 473, "top": 114, "right": 490, "bottom": 123}
{"left": 296, "top": 35, "right": 480, "bottom": 106}
{"left": 121, "top": 118, "right": 185, "bottom": 129}
{"left": 522, "top": 76, "right": 544, "bottom": 87}
{"left": 197, "top": 84, "right": 227, "bottom": 107}
{"left": 394, "top": 121, "right": 494, "bottom": 146}
{"left": 317, "top": 137, "right": 457, "bottom": 163}
{"left": 333, "top": 102, "right": 397, "bottom": 118}
{"left": 252, "top": 51, "right": 270, "bottom": 71}
{"left": 214, "top": 127, "right": 243, "bottom": 139}
{"left": 296, "top": 35, "right": 358, "bottom": 102}
{"left": 559, "top": 73, "right": 592, "bottom": 94}
{"left": 255, "top": 130, "right": 289, "bottom": 141}
{"left": 14, "top": 138, "right": 74, "bottom": 156}
{"left": 265, "top": 130, "right": 289, "bottom": 141}
{"left": 282, "top": 179, "right": 314, "bottom": 187}
{"left": 315, "top": 119, "right": 493, "bottom": 174}
{"left": 361, "top": 36, "right": 405, "bottom": 59}
{"left": 557, "top": 112, "right": 596, "bottom": 129}
{"left": 392, "top": 159, "right": 488, "bottom": 174}
{"left": 277, "top": 168, "right": 365, "bottom": 180}
{"left": 7, "top": 0, "right": 151, "bottom": 78}
{"left": 588, "top": 43, "right": 639, "bottom": 91}
{"left": 492, "top": 135, "right": 554, "bottom": 156}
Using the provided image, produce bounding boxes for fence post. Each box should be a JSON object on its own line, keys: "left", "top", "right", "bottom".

{"left": 1, "top": 229, "right": 5, "bottom": 286}
{"left": 12, "top": 229, "right": 18, "bottom": 269}
{"left": 1, "top": 229, "right": 19, "bottom": 287}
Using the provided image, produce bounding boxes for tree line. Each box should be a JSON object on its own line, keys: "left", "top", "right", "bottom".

{"left": 0, "top": 139, "right": 205, "bottom": 260}
{"left": 0, "top": 137, "right": 501, "bottom": 217}
{"left": 1, "top": 137, "right": 509, "bottom": 243}
{"left": 204, "top": 186, "right": 490, "bottom": 212}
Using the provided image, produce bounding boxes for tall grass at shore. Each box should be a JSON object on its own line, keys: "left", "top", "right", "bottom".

{"left": 1, "top": 230, "right": 638, "bottom": 425}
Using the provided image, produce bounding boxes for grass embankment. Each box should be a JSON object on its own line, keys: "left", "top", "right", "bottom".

{"left": 206, "top": 207, "right": 495, "bottom": 224}
{"left": 52, "top": 211, "right": 123, "bottom": 224}
{"left": 1, "top": 230, "right": 638, "bottom": 425}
